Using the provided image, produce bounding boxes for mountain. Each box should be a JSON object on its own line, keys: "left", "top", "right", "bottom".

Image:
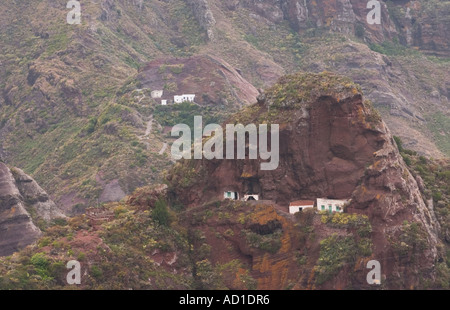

{"left": 0, "top": 0, "right": 449, "bottom": 290}
{"left": 1, "top": 72, "right": 448, "bottom": 289}
{"left": 0, "top": 0, "right": 449, "bottom": 212}
{"left": 167, "top": 71, "right": 442, "bottom": 288}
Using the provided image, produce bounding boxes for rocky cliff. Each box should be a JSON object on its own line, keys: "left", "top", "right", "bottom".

{"left": 0, "top": 0, "right": 448, "bottom": 214}
{"left": 167, "top": 72, "right": 443, "bottom": 288}
{"left": 0, "top": 72, "right": 447, "bottom": 289}
{"left": 0, "top": 163, "right": 63, "bottom": 256}
{"left": 236, "top": 0, "right": 450, "bottom": 56}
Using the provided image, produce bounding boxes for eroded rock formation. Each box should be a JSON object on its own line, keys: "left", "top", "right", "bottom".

{"left": 168, "top": 72, "right": 442, "bottom": 288}
{"left": 0, "top": 163, "right": 64, "bottom": 256}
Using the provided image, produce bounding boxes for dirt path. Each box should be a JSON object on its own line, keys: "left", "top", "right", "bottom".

{"left": 144, "top": 116, "right": 153, "bottom": 137}
{"left": 159, "top": 142, "right": 168, "bottom": 155}
{"left": 137, "top": 115, "right": 153, "bottom": 150}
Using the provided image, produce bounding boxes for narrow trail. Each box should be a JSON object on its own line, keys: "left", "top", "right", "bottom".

{"left": 136, "top": 115, "right": 172, "bottom": 161}
{"left": 159, "top": 142, "right": 168, "bottom": 155}
{"left": 137, "top": 115, "right": 153, "bottom": 150}
{"left": 144, "top": 116, "right": 153, "bottom": 137}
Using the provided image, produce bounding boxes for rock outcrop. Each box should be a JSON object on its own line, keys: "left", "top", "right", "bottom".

{"left": 236, "top": 0, "right": 450, "bottom": 56}
{"left": 11, "top": 167, "right": 66, "bottom": 221}
{"left": 168, "top": 72, "right": 442, "bottom": 288}
{"left": 186, "top": 0, "right": 217, "bottom": 40}
{"left": 0, "top": 163, "right": 64, "bottom": 256}
{"left": 0, "top": 163, "right": 41, "bottom": 256}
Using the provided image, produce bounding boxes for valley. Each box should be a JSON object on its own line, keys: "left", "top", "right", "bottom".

{"left": 0, "top": 0, "right": 449, "bottom": 290}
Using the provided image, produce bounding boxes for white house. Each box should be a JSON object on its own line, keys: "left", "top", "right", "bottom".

{"left": 161, "top": 100, "right": 167, "bottom": 105}
{"left": 174, "top": 94, "right": 196, "bottom": 103}
{"left": 224, "top": 191, "right": 239, "bottom": 200}
{"left": 289, "top": 200, "right": 315, "bottom": 214}
{"left": 316, "top": 198, "right": 350, "bottom": 213}
{"left": 243, "top": 194, "right": 259, "bottom": 201}
{"left": 151, "top": 90, "right": 164, "bottom": 99}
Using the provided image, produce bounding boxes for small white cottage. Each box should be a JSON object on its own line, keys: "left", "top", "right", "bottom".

{"left": 151, "top": 90, "right": 164, "bottom": 99}
{"left": 224, "top": 191, "right": 239, "bottom": 200}
{"left": 174, "top": 94, "right": 196, "bottom": 103}
{"left": 161, "top": 100, "right": 167, "bottom": 105}
{"left": 316, "top": 198, "right": 349, "bottom": 213}
{"left": 289, "top": 200, "right": 314, "bottom": 214}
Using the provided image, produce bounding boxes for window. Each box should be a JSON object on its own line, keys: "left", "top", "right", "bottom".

{"left": 227, "top": 192, "right": 231, "bottom": 198}
{"left": 336, "top": 206, "right": 341, "bottom": 211}
{"left": 321, "top": 205, "right": 325, "bottom": 211}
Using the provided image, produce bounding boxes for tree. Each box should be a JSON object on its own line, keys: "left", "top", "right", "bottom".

{"left": 393, "top": 136, "right": 404, "bottom": 152}
{"left": 152, "top": 198, "right": 171, "bottom": 226}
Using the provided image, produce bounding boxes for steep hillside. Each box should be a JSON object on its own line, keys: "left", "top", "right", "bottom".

{"left": 167, "top": 72, "right": 445, "bottom": 288}
{"left": 1, "top": 72, "right": 447, "bottom": 289}
{"left": 0, "top": 0, "right": 448, "bottom": 214}
{"left": 0, "top": 162, "right": 63, "bottom": 256}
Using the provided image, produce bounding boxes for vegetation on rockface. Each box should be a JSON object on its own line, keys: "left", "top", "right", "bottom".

{"left": 393, "top": 136, "right": 450, "bottom": 287}
{"left": 243, "top": 229, "right": 283, "bottom": 254}
{"left": 0, "top": 200, "right": 193, "bottom": 290}
{"left": 1, "top": 0, "right": 449, "bottom": 212}
{"left": 362, "top": 99, "right": 382, "bottom": 126}
{"left": 0, "top": 0, "right": 214, "bottom": 210}
{"left": 315, "top": 235, "right": 359, "bottom": 285}
{"left": 0, "top": 179, "right": 447, "bottom": 289}
{"left": 166, "top": 160, "right": 207, "bottom": 190}
{"left": 231, "top": 71, "right": 367, "bottom": 127}
{"left": 320, "top": 212, "right": 372, "bottom": 239}
{"left": 153, "top": 102, "right": 229, "bottom": 136}
{"left": 263, "top": 72, "right": 362, "bottom": 109}
{"left": 314, "top": 213, "right": 373, "bottom": 285}
{"left": 390, "top": 221, "right": 428, "bottom": 259}
{"left": 297, "top": 31, "right": 450, "bottom": 158}
{"left": 369, "top": 40, "right": 420, "bottom": 57}
{"left": 426, "top": 113, "right": 450, "bottom": 156}
{"left": 152, "top": 198, "right": 172, "bottom": 227}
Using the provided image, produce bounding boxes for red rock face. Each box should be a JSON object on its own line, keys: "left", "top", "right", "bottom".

{"left": 348, "top": 129, "right": 440, "bottom": 287}
{"left": 168, "top": 72, "right": 441, "bottom": 288}
{"left": 137, "top": 55, "right": 259, "bottom": 107}
{"left": 171, "top": 85, "right": 383, "bottom": 207}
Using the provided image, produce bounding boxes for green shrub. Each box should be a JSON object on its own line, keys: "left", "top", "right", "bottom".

{"left": 86, "top": 117, "right": 98, "bottom": 134}
{"left": 394, "top": 136, "right": 404, "bottom": 152}
{"left": 31, "top": 253, "right": 51, "bottom": 279}
{"left": 402, "top": 154, "right": 412, "bottom": 166}
{"left": 355, "top": 24, "right": 365, "bottom": 38}
{"left": 91, "top": 265, "right": 103, "bottom": 279}
{"left": 244, "top": 229, "right": 282, "bottom": 254}
{"left": 315, "top": 234, "right": 357, "bottom": 284}
{"left": 152, "top": 198, "right": 172, "bottom": 226}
